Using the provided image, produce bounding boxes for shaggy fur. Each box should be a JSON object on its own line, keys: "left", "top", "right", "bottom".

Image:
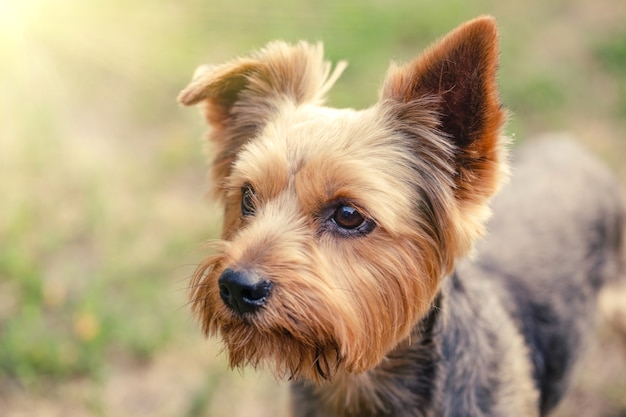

{"left": 179, "top": 16, "right": 624, "bottom": 416}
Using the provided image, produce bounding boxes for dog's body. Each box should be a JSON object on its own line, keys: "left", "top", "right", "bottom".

{"left": 179, "top": 17, "right": 624, "bottom": 417}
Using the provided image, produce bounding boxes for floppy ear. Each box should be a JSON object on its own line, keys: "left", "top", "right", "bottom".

{"left": 381, "top": 16, "right": 507, "bottom": 210}
{"left": 178, "top": 42, "right": 347, "bottom": 199}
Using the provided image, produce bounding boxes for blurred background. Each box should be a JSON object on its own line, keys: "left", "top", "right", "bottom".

{"left": 1, "top": 0, "right": 625, "bottom": 416}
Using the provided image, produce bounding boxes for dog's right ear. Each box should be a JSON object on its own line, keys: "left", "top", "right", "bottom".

{"left": 178, "top": 42, "right": 346, "bottom": 199}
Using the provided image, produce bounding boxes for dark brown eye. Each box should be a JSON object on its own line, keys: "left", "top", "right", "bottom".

{"left": 332, "top": 205, "right": 365, "bottom": 230}
{"left": 241, "top": 185, "right": 255, "bottom": 216}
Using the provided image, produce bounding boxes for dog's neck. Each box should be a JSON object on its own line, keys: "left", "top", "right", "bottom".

{"left": 290, "top": 294, "right": 443, "bottom": 417}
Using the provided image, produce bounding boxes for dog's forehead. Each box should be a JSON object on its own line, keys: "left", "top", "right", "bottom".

{"left": 265, "top": 105, "right": 372, "bottom": 163}
{"left": 233, "top": 105, "right": 392, "bottom": 190}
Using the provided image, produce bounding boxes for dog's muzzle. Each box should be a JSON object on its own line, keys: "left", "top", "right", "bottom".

{"left": 218, "top": 269, "right": 272, "bottom": 314}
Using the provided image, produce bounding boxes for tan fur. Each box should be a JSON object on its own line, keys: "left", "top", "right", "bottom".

{"left": 189, "top": 104, "right": 453, "bottom": 380}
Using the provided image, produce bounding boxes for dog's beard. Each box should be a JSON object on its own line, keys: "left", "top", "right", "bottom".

{"left": 219, "top": 318, "right": 344, "bottom": 382}
{"left": 190, "top": 253, "right": 350, "bottom": 382}
{"left": 189, "top": 240, "right": 442, "bottom": 384}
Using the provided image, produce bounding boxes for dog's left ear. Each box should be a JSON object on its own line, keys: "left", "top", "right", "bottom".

{"left": 381, "top": 16, "right": 506, "bottom": 209}
{"left": 178, "top": 42, "right": 346, "bottom": 199}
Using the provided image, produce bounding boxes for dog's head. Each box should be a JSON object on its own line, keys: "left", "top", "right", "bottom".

{"left": 179, "top": 16, "right": 507, "bottom": 382}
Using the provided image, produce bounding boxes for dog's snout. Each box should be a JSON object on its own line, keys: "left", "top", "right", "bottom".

{"left": 218, "top": 269, "right": 272, "bottom": 314}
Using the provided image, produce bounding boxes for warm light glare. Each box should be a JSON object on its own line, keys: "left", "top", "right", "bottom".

{"left": 0, "top": 0, "right": 41, "bottom": 46}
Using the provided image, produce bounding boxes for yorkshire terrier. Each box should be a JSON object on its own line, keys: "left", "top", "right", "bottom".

{"left": 179, "top": 16, "right": 624, "bottom": 417}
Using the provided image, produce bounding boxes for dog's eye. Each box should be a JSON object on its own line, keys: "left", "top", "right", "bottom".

{"left": 241, "top": 185, "right": 256, "bottom": 216}
{"left": 332, "top": 205, "right": 366, "bottom": 230}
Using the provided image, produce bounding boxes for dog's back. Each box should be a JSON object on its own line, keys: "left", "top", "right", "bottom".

{"left": 465, "top": 136, "right": 624, "bottom": 415}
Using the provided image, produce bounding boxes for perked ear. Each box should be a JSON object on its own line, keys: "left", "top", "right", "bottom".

{"left": 381, "top": 16, "right": 507, "bottom": 209}
{"left": 178, "top": 42, "right": 347, "bottom": 198}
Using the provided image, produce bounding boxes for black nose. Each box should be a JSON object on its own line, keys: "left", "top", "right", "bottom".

{"left": 218, "top": 269, "right": 272, "bottom": 314}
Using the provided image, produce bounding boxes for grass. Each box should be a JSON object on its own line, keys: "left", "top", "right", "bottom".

{"left": 594, "top": 29, "right": 626, "bottom": 118}
{"left": 1, "top": 0, "right": 625, "bottom": 416}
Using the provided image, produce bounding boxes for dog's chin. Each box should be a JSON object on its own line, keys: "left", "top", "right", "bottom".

{"left": 215, "top": 311, "right": 346, "bottom": 383}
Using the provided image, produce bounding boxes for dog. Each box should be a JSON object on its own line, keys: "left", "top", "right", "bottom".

{"left": 178, "top": 16, "right": 625, "bottom": 416}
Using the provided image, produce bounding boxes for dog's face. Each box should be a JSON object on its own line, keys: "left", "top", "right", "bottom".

{"left": 180, "top": 17, "right": 506, "bottom": 382}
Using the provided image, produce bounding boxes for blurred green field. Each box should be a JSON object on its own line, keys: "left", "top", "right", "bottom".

{"left": 1, "top": 0, "right": 626, "bottom": 416}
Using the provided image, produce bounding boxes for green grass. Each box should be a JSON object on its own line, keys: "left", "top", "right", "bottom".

{"left": 1, "top": 0, "right": 625, "bottom": 415}
{"left": 594, "top": 30, "right": 626, "bottom": 118}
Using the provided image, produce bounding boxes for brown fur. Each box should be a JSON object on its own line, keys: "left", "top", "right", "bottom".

{"left": 179, "top": 16, "right": 624, "bottom": 417}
